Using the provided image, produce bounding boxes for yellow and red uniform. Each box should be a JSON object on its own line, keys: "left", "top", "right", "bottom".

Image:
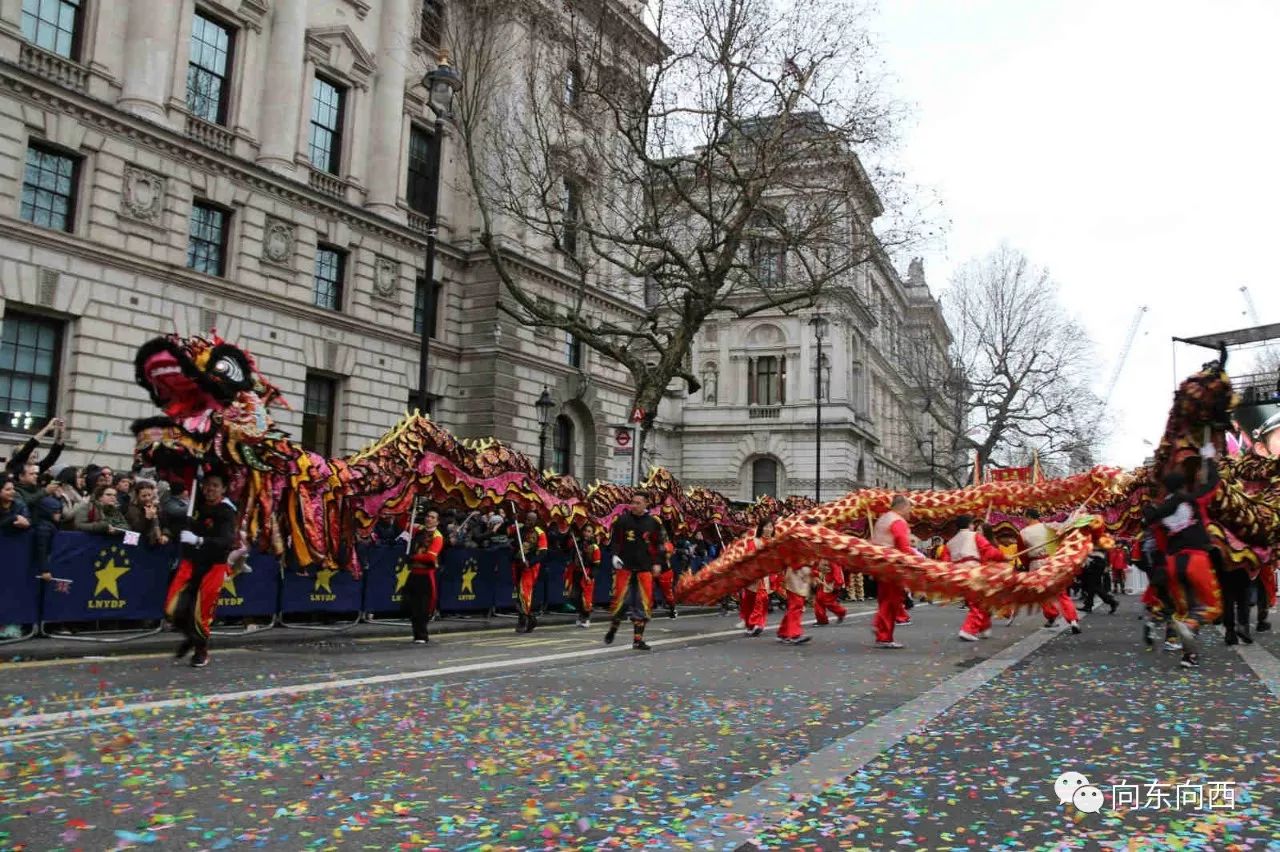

{"left": 405, "top": 527, "right": 444, "bottom": 642}
{"left": 566, "top": 538, "right": 601, "bottom": 621}
{"left": 510, "top": 523, "right": 548, "bottom": 628}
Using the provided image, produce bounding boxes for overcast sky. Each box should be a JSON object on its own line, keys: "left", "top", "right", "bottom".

{"left": 871, "top": 0, "right": 1280, "bottom": 467}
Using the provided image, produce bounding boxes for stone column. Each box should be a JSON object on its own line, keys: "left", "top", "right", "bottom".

{"left": 117, "top": 0, "right": 182, "bottom": 123}
{"left": 256, "top": 0, "right": 308, "bottom": 175}
{"left": 365, "top": 0, "right": 411, "bottom": 218}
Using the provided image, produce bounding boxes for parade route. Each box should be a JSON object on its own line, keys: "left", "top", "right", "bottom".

{"left": 5, "top": 599, "right": 1278, "bottom": 850}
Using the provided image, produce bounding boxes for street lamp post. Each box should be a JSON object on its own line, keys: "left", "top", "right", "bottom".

{"left": 810, "top": 315, "right": 829, "bottom": 502}
{"left": 414, "top": 53, "right": 464, "bottom": 416}
{"left": 536, "top": 388, "right": 555, "bottom": 470}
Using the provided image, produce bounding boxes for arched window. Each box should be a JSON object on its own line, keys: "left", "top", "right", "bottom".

{"left": 752, "top": 457, "right": 778, "bottom": 499}
{"left": 552, "top": 415, "right": 574, "bottom": 476}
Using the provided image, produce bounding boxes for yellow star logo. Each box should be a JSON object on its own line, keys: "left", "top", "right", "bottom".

{"left": 394, "top": 562, "right": 411, "bottom": 593}
{"left": 461, "top": 562, "right": 478, "bottom": 595}
{"left": 314, "top": 568, "right": 337, "bottom": 594}
{"left": 94, "top": 559, "right": 130, "bottom": 599}
{"left": 222, "top": 574, "right": 238, "bottom": 596}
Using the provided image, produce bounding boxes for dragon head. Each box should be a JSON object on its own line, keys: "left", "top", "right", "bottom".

{"left": 131, "top": 332, "right": 286, "bottom": 476}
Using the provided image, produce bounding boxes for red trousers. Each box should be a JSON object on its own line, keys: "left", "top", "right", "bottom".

{"left": 656, "top": 569, "right": 675, "bottom": 607}
{"left": 873, "top": 580, "right": 906, "bottom": 642}
{"left": 813, "top": 590, "right": 846, "bottom": 624}
{"left": 739, "top": 587, "right": 768, "bottom": 629}
{"left": 609, "top": 568, "right": 653, "bottom": 623}
{"left": 1261, "top": 565, "right": 1278, "bottom": 607}
{"left": 513, "top": 561, "right": 541, "bottom": 616}
{"left": 778, "top": 591, "right": 806, "bottom": 639}
{"left": 1167, "top": 550, "right": 1222, "bottom": 628}
{"left": 1041, "top": 590, "right": 1079, "bottom": 623}
{"left": 565, "top": 567, "right": 594, "bottom": 616}
{"left": 961, "top": 599, "right": 992, "bottom": 635}
{"left": 165, "top": 559, "right": 229, "bottom": 644}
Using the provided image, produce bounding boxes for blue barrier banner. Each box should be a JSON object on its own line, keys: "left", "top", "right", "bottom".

{"left": 437, "top": 547, "right": 501, "bottom": 612}
{"left": 214, "top": 551, "right": 280, "bottom": 618}
{"left": 0, "top": 534, "right": 41, "bottom": 625}
{"left": 540, "top": 553, "right": 569, "bottom": 608}
{"left": 281, "top": 565, "right": 362, "bottom": 613}
{"left": 491, "top": 547, "right": 517, "bottom": 610}
{"left": 361, "top": 544, "right": 410, "bottom": 613}
{"left": 593, "top": 549, "right": 615, "bottom": 606}
{"left": 39, "top": 535, "right": 171, "bottom": 622}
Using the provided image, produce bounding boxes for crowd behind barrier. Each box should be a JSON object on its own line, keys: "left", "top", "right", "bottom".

{"left": 0, "top": 532, "right": 710, "bottom": 645}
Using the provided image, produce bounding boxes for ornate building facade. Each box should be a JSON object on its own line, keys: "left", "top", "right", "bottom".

{"left": 0, "top": 0, "right": 643, "bottom": 481}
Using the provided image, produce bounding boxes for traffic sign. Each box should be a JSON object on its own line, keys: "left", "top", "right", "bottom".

{"left": 615, "top": 428, "right": 631, "bottom": 447}
{"left": 630, "top": 406, "right": 646, "bottom": 424}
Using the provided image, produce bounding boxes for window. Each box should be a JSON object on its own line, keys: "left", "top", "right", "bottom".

{"left": 312, "top": 245, "right": 345, "bottom": 310}
{"left": 0, "top": 312, "right": 62, "bottom": 434}
{"left": 309, "top": 76, "right": 345, "bottom": 175}
{"left": 560, "top": 179, "right": 579, "bottom": 256}
{"left": 21, "top": 0, "right": 82, "bottom": 60}
{"left": 751, "top": 458, "right": 777, "bottom": 500}
{"left": 566, "top": 333, "right": 582, "bottom": 368}
{"left": 20, "top": 143, "right": 78, "bottom": 232}
{"left": 186, "top": 12, "right": 235, "bottom": 124}
{"left": 552, "top": 415, "right": 574, "bottom": 476}
{"left": 187, "top": 202, "right": 229, "bottom": 276}
{"left": 748, "top": 355, "right": 785, "bottom": 406}
{"left": 563, "top": 64, "right": 581, "bottom": 107}
{"left": 414, "top": 277, "right": 441, "bottom": 338}
{"left": 420, "top": 0, "right": 445, "bottom": 46}
{"left": 406, "top": 125, "right": 437, "bottom": 215}
{"left": 751, "top": 239, "right": 786, "bottom": 289}
{"left": 302, "top": 374, "right": 337, "bottom": 456}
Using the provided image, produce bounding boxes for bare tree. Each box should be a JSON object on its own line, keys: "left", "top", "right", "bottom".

{"left": 449, "top": 0, "right": 922, "bottom": 463}
{"left": 907, "top": 246, "right": 1106, "bottom": 478}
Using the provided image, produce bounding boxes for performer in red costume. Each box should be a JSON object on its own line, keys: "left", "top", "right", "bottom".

{"left": 1257, "top": 555, "right": 1276, "bottom": 633}
{"left": 509, "top": 511, "right": 548, "bottom": 633}
{"left": 405, "top": 509, "right": 444, "bottom": 644}
{"left": 870, "top": 495, "right": 913, "bottom": 648}
{"left": 605, "top": 493, "right": 665, "bottom": 651}
{"left": 777, "top": 563, "right": 813, "bottom": 645}
{"left": 739, "top": 519, "right": 774, "bottom": 636}
{"left": 941, "top": 514, "right": 1006, "bottom": 642}
{"left": 566, "top": 524, "right": 601, "bottom": 628}
{"left": 655, "top": 529, "right": 679, "bottom": 619}
{"left": 813, "top": 559, "right": 847, "bottom": 625}
{"left": 166, "top": 469, "right": 237, "bottom": 668}
{"left": 1022, "top": 508, "right": 1082, "bottom": 634}
{"left": 1148, "top": 446, "right": 1224, "bottom": 669}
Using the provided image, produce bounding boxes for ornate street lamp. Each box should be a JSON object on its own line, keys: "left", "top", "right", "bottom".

{"left": 536, "top": 387, "right": 555, "bottom": 470}
{"left": 414, "top": 52, "right": 464, "bottom": 416}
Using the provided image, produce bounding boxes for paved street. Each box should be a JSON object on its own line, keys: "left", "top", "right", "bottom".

{"left": 2, "top": 600, "right": 1279, "bottom": 851}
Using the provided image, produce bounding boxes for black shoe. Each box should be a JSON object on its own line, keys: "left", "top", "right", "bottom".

{"left": 526, "top": 616, "right": 537, "bottom": 634}
{"left": 1258, "top": 621, "right": 1272, "bottom": 632}
{"left": 1225, "top": 631, "right": 1239, "bottom": 646}
{"left": 173, "top": 639, "right": 194, "bottom": 662}
{"left": 1044, "top": 618, "right": 1058, "bottom": 629}
{"left": 190, "top": 648, "right": 209, "bottom": 668}
{"left": 668, "top": 607, "right": 677, "bottom": 619}
{"left": 792, "top": 635, "right": 812, "bottom": 645}
{"left": 1109, "top": 601, "right": 1119, "bottom": 614}
{"left": 517, "top": 614, "right": 527, "bottom": 633}
{"left": 1238, "top": 627, "right": 1254, "bottom": 645}
{"left": 1180, "top": 652, "right": 1199, "bottom": 669}
{"left": 632, "top": 639, "right": 651, "bottom": 651}
{"left": 1070, "top": 624, "right": 1082, "bottom": 635}
{"left": 604, "top": 625, "right": 617, "bottom": 645}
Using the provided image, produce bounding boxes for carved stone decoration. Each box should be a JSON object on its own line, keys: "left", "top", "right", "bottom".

{"left": 120, "top": 165, "right": 166, "bottom": 224}
{"left": 373, "top": 256, "right": 399, "bottom": 300}
{"left": 262, "top": 218, "right": 296, "bottom": 266}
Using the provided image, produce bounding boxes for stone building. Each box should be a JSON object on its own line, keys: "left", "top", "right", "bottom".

{"left": 0, "top": 0, "right": 643, "bottom": 481}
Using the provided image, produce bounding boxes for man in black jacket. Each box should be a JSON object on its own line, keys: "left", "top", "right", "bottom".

{"left": 163, "top": 470, "right": 238, "bottom": 668}
{"left": 604, "top": 492, "right": 665, "bottom": 650}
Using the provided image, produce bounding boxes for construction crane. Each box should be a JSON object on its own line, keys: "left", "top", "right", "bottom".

{"left": 1240, "top": 286, "right": 1261, "bottom": 323}
{"left": 1102, "top": 305, "right": 1148, "bottom": 408}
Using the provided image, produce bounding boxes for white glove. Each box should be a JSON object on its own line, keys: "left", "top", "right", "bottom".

{"left": 179, "top": 530, "right": 202, "bottom": 547}
{"left": 1199, "top": 443, "right": 1216, "bottom": 459}
{"left": 612, "top": 555, "right": 624, "bottom": 570}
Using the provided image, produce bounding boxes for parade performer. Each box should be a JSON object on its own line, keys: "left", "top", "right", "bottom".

{"left": 1218, "top": 556, "right": 1254, "bottom": 646}
{"left": 942, "top": 514, "right": 1005, "bottom": 641}
{"left": 566, "top": 525, "right": 601, "bottom": 628}
{"left": 1022, "top": 509, "right": 1082, "bottom": 634}
{"left": 655, "top": 531, "right": 679, "bottom": 619}
{"left": 1148, "top": 447, "right": 1224, "bottom": 669}
{"left": 1257, "top": 557, "right": 1276, "bottom": 632}
{"left": 604, "top": 493, "right": 665, "bottom": 651}
{"left": 813, "top": 559, "right": 847, "bottom": 625}
{"left": 1079, "top": 546, "right": 1119, "bottom": 614}
{"left": 777, "top": 562, "right": 813, "bottom": 645}
{"left": 870, "top": 495, "right": 913, "bottom": 649}
{"left": 1108, "top": 544, "right": 1129, "bottom": 595}
{"left": 509, "top": 510, "right": 547, "bottom": 633}
{"left": 405, "top": 509, "right": 444, "bottom": 644}
{"left": 739, "top": 519, "right": 774, "bottom": 636}
{"left": 165, "top": 469, "right": 237, "bottom": 668}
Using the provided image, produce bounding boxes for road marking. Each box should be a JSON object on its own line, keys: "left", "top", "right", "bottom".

{"left": 679, "top": 620, "right": 1071, "bottom": 851}
{"left": 1236, "top": 642, "right": 1280, "bottom": 700}
{"left": 0, "top": 613, "right": 870, "bottom": 733}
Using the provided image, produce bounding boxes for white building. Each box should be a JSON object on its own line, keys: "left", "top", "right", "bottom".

{"left": 0, "top": 0, "right": 646, "bottom": 482}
